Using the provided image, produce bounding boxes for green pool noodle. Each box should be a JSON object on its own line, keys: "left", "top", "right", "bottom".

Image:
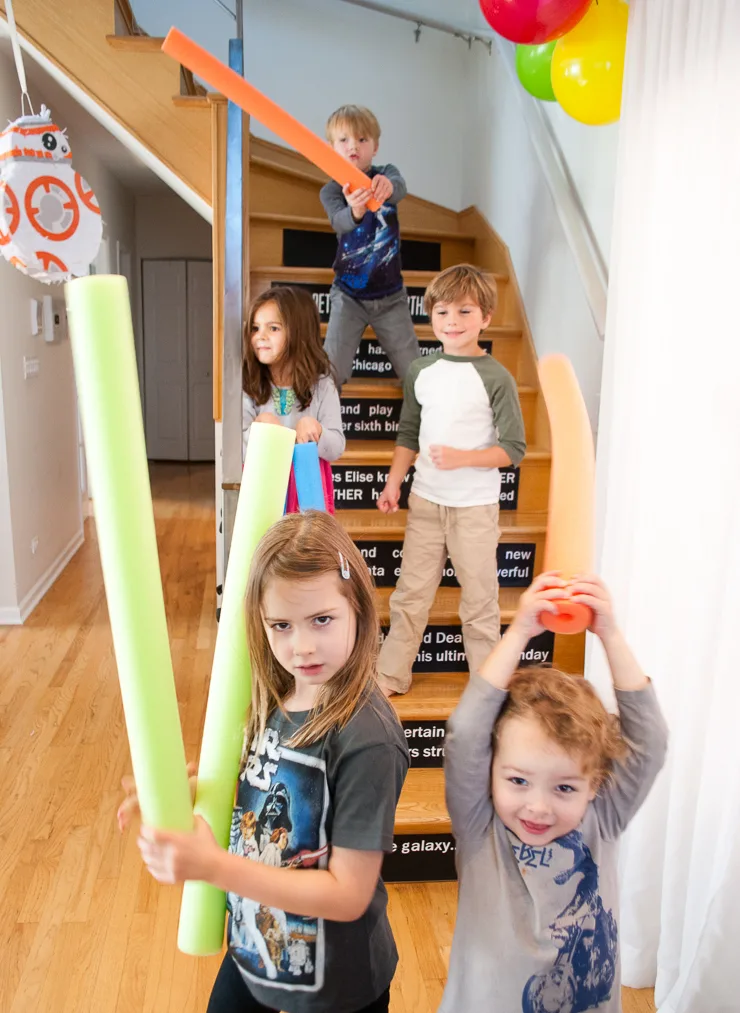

{"left": 177, "top": 422, "right": 296, "bottom": 955}
{"left": 65, "top": 276, "right": 193, "bottom": 832}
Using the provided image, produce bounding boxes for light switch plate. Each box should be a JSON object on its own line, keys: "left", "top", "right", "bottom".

{"left": 23, "top": 357, "right": 40, "bottom": 379}
{"left": 30, "top": 298, "right": 41, "bottom": 336}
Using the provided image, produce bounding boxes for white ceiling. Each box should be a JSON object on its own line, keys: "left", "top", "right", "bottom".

{"left": 0, "top": 36, "right": 167, "bottom": 192}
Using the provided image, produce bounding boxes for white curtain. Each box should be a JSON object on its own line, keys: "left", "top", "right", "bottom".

{"left": 586, "top": 2, "right": 740, "bottom": 1011}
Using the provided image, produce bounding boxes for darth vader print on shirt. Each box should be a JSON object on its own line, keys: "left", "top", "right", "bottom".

{"left": 226, "top": 724, "right": 330, "bottom": 993}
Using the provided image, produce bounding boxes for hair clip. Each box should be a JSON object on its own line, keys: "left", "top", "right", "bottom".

{"left": 338, "top": 552, "right": 351, "bottom": 580}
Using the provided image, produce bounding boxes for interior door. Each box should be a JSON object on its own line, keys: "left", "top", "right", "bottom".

{"left": 143, "top": 260, "right": 188, "bottom": 460}
{"left": 187, "top": 261, "right": 215, "bottom": 461}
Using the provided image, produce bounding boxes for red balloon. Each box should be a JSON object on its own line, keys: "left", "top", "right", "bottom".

{"left": 479, "top": 0, "right": 593, "bottom": 45}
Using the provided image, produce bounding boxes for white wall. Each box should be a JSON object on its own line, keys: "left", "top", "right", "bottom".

{"left": 135, "top": 191, "right": 211, "bottom": 260}
{"left": 541, "top": 102, "right": 620, "bottom": 269}
{"left": 0, "top": 360, "right": 17, "bottom": 618}
{"left": 463, "top": 45, "right": 610, "bottom": 429}
{"left": 0, "top": 50, "right": 136, "bottom": 620}
{"left": 132, "top": 0, "right": 471, "bottom": 211}
{"left": 133, "top": 190, "right": 211, "bottom": 402}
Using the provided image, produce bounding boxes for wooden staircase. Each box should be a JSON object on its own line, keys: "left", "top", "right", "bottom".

{"left": 3, "top": 2, "right": 586, "bottom": 881}
{"left": 244, "top": 142, "right": 586, "bottom": 882}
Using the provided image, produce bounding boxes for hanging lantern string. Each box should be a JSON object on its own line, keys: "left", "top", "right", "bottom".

{"left": 4, "top": 0, "right": 36, "bottom": 118}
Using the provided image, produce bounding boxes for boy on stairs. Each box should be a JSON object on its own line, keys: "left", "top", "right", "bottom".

{"left": 320, "top": 105, "right": 420, "bottom": 384}
{"left": 376, "top": 264, "right": 526, "bottom": 696}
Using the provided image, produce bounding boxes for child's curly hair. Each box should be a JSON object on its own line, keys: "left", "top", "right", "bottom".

{"left": 494, "top": 667, "right": 629, "bottom": 789}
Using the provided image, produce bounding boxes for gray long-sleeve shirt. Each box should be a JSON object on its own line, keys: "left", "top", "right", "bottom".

{"left": 241, "top": 374, "right": 346, "bottom": 463}
{"left": 441, "top": 674, "right": 668, "bottom": 1013}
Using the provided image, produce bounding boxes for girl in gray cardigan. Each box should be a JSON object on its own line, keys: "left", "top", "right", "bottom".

{"left": 242, "top": 286, "right": 345, "bottom": 512}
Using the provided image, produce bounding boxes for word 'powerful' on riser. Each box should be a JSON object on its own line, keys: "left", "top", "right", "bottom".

{"left": 357, "top": 541, "right": 535, "bottom": 588}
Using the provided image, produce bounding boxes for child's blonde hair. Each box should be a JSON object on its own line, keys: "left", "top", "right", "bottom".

{"left": 494, "top": 667, "right": 629, "bottom": 789}
{"left": 244, "top": 512, "right": 381, "bottom": 751}
{"left": 326, "top": 105, "right": 381, "bottom": 144}
{"left": 424, "top": 263, "right": 498, "bottom": 320}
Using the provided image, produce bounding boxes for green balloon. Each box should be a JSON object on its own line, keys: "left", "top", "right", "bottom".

{"left": 516, "top": 42, "right": 557, "bottom": 102}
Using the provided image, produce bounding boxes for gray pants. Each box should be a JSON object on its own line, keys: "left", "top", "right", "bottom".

{"left": 324, "top": 284, "right": 420, "bottom": 384}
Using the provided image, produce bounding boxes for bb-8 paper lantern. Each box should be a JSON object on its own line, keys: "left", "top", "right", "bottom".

{"left": 0, "top": 105, "right": 102, "bottom": 284}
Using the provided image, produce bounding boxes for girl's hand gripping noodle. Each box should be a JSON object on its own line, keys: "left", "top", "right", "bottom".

{"left": 161, "top": 29, "right": 382, "bottom": 212}
{"left": 537, "top": 354, "right": 595, "bottom": 634}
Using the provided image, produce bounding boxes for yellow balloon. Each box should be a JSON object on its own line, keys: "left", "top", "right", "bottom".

{"left": 552, "top": 0, "right": 629, "bottom": 126}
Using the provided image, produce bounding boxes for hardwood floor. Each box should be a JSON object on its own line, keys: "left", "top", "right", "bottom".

{"left": 0, "top": 463, "right": 655, "bottom": 1013}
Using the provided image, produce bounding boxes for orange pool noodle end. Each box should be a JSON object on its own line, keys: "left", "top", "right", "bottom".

{"left": 541, "top": 601, "right": 593, "bottom": 636}
{"left": 161, "top": 28, "right": 381, "bottom": 211}
{"left": 537, "top": 354, "right": 595, "bottom": 636}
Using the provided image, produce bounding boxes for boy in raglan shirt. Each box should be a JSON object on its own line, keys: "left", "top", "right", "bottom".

{"left": 376, "top": 264, "right": 526, "bottom": 696}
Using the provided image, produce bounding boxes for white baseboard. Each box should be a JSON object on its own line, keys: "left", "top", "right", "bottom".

{"left": 14, "top": 528, "right": 85, "bottom": 624}
{"left": 0, "top": 605, "right": 22, "bottom": 624}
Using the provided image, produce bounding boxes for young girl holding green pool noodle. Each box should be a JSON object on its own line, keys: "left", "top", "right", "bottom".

{"left": 119, "top": 511, "right": 410, "bottom": 1013}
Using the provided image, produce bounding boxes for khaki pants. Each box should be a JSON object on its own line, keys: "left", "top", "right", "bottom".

{"left": 378, "top": 492, "right": 501, "bottom": 694}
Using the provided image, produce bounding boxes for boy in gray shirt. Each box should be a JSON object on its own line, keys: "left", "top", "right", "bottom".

{"left": 442, "top": 571, "right": 668, "bottom": 1013}
{"left": 320, "top": 105, "right": 419, "bottom": 384}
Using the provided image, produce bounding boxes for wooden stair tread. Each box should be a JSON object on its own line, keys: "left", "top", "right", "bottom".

{"left": 250, "top": 212, "right": 477, "bottom": 244}
{"left": 341, "top": 379, "right": 536, "bottom": 400}
{"left": 339, "top": 441, "right": 550, "bottom": 465}
{"left": 338, "top": 509, "right": 547, "bottom": 538}
{"left": 223, "top": 446, "right": 550, "bottom": 490}
{"left": 341, "top": 380, "right": 403, "bottom": 398}
{"left": 391, "top": 672, "right": 467, "bottom": 721}
{"left": 321, "top": 323, "right": 522, "bottom": 341}
{"left": 171, "top": 95, "right": 213, "bottom": 109}
{"left": 395, "top": 769, "right": 450, "bottom": 835}
{"left": 377, "top": 584, "right": 521, "bottom": 624}
{"left": 105, "top": 35, "right": 165, "bottom": 51}
{"left": 252, "top": 266, "right": 506, "bottom": 287}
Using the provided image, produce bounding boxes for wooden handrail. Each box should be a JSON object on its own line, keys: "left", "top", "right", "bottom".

{"left": 113, "top": 0, "right": 146, "bottom": 36}
{"left": 181, "top": 66, "right": 207, "bottom": 97}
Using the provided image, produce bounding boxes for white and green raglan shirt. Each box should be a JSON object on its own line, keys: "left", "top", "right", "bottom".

{"left": 396, "top": 352, "right": 526, "bottom": 507}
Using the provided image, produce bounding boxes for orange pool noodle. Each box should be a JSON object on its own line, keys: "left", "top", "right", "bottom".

{"left": 161, "top": 29, "right": 381, "bottom": 212}
{"left": 538, "top": 354, "right": 595, "bottom": 635}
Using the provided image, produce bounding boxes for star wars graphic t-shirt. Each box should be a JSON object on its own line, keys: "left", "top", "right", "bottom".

{"left": 226, "top": 686, "right": 409, "bottom": 1013}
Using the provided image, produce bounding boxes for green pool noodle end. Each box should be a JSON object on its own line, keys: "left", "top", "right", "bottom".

{"left": 177, "top": 422, "right": 296, "bottom": 956}
{"left": 65, "top": 276, "right": 192, "bottom": 832}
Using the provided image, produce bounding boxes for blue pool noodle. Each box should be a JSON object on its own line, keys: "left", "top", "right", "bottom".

{"left": 292, "top": 443, "right": 326, "bottom": 512}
